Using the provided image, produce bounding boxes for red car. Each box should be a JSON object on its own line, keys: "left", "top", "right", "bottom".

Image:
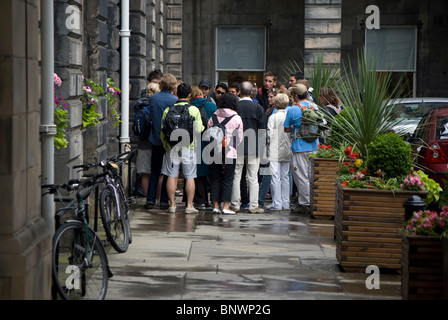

{"left": 411, "top": 106, "right": 448, "bottom": 188}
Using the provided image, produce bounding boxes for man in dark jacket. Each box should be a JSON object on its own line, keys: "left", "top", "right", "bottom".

{"left": 256, "top": 71, "right": 278, "bottom": 111}
{"left": 140, "top": 69, "right": 163, "bottom": 98}
{"left": 231, "top": 81, "right": 266, "bottom": 213}
{"left": 144, "top": 73, "right": 178, "bottom": 210}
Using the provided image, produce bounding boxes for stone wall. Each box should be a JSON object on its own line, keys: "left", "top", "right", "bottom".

{"left": 0, "top": 0, "right": 52, "bottom": 299}
{"left": 181, "top": 0, "right": 304, "bottom": 88}
{"left": 341, "top": 0, "right": 448, "bottom": 97}
{"left": 165, "top": 0, "right": 182, "bottom": 79}
{"left": 304, "top": 0, "right": 341, "bottom": 78}
{"left": 54, "top": 0, "right": 85, "bottom": 181}
{"left": 53, "top": 0, "right": 173, "bottom": 190}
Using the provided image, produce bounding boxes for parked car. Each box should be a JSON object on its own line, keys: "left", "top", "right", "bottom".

{"left": 388, "top": 97, "right": 448, "bottom": 140}
{"left": 409, "top": 106, "right": 448, "bottom": 188}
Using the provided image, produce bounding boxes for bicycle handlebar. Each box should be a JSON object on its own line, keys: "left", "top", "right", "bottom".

{"left": 41, "top": 181, "right": 79, "bottom": 194}
{"left": 72, "top": 149, "right": 137, "bottom": 173}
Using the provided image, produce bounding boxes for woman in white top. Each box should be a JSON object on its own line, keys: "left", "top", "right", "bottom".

{"left": 266, "top": 93, "right": 292, "bottom": 210}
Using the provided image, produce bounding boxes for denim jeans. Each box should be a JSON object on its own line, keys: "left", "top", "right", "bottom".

{"left": 258, "top": 173, "right": 271, "bottom": 207}
{"left": 146, "top": 145, "right": 169, "bottom": 206}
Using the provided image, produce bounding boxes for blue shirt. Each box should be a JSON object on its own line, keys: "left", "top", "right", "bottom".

{"left": 148, "top": 90, "right": 178, "bottom": 146}
{"left": 283, "top": 101, "right": 319, "bottom": 152}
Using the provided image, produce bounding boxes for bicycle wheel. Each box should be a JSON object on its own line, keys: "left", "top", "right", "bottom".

{"left": 116, "top": 177, "right": 133, "bottom": 244}
{"left": 52, "top": 221, "right": 108, "bottom": 300}
{"left": 99, "top": 187, "right": 129, "bottom": 253}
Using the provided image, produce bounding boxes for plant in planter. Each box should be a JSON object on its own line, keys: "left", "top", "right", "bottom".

{"left": 334, "top": 132, "right": 430, "bottom": 272}
{"left": 401, "top": 206, "right": 448, "bottom": 300}
{"left": 401, "top": 170, "right": 443, "bottom": 205}
{"left": 367, "top": 132, "right": 412, "bottom": 180}
{"left": 403, "top": 206, "right": 448, "bottom": 237}
{"left": 310, "top": 144, "right": 357, "bottom": 219}
{"left": 312, "top": 143, "right": 353, "bottom": 161}
{"left": 330, "top": 50, "right": 406, "bottom": 157}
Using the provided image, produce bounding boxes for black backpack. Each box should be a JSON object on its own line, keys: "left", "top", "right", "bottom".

{"left": 132, "top": 98, "right": 151, "bottom": 139}
{"left": 162, "top": 102, "right": 195, "bottom": 148}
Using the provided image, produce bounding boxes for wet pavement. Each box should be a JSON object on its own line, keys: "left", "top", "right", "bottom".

{"left": 105, "top": 197, "right": 402, "bottom": 300}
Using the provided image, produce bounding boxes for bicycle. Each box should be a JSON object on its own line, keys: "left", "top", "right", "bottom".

{"left": 74, "top": 150, "right": 136, "bottom": 253}
{"left": 42, "top": 173, "right": 112, "bottom": 300}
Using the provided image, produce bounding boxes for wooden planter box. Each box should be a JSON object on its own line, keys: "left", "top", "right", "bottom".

{"left": 402, "top": 235, "right": 445, "bottom": 300}
{"left": 310, "top": 158, "right": 345, "bottom": 219}
{"left": 335, "top": 184, "right": 427, "bottom": 272}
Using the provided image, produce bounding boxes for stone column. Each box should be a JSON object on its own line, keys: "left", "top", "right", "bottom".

{"left": 84, "top": 0, "right": 116, "bottom": 163}
{"left": 54, "top": 0, "right": 84, "bottom": 182}
{"left": 0, "top": 0, "right": 52, "bottom": 299}
{"left": 165, "top": 0, "right": 182, "bottom": 79}
{"left": 304, "top": 0, "right": 342, "bottom": 78}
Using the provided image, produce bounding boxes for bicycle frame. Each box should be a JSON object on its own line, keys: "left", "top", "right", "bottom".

{"left": 104, "top": 174, "right": 127, "bottom": 220}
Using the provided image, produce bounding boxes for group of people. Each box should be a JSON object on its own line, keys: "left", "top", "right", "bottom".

{"left": 134, "top": 69, "right": 343, "bottom": 215}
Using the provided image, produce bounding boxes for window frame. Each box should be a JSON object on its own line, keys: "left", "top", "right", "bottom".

{"left": 215, "top": 25, "right": 267, "bottom": 73}
{"left": 365, "top": 26, "right": 418, "bottom": 97}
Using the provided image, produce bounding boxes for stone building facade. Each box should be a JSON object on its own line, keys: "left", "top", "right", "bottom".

{"left": 181, "top": 0, "right": 448, "bottom": 97}
{"left": 53, "top": 0, "right": 182, "bottom": 185}
{"left": 0, "top": 0, "right": 181, "bottom": 300}
{"left": 1, "top": 0, "right": 447, "bottom": 300}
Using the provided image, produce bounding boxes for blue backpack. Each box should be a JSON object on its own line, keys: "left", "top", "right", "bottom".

{"left": 132, "top": 98, "right": 152, "bottom": 139}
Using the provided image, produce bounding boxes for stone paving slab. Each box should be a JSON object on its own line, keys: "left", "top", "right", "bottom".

{"left": 105, "top": 199, "right": 401, "bottom": 300}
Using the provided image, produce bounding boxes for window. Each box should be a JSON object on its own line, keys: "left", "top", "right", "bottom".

{"left": 365, "top": 27, "right": 417, "bottom": 96}
{"left": 365, "top": 27, "right": 416, "bottom": 72}
{"left": 216, "top": 26, "right": 266, "bottom": 71}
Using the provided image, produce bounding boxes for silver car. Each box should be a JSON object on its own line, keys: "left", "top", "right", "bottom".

{"left": 388, "top": 97, "right": 448, "bottom": 140}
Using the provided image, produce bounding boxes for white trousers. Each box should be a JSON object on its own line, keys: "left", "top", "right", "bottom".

{"left": 290, "top": 151, "right": 313, "bottom": 206}
{"left": 269, "top": 161, "right": 291, "bottom": 209}
{"left": 231, "top": 156, "right": 260, "bottom": 209}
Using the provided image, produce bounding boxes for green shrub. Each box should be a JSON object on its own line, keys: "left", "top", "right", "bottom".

{"left": 367, "top": 132, "right": 412, "bottom": 179}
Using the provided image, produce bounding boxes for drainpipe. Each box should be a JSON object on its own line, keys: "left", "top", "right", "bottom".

{"left": 119, "top": 0, "right": 130, "bottom": 153}
{"left": 40, "top": 0, "right": 56, "bottom": 228}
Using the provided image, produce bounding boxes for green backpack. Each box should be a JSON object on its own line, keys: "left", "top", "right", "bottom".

{"left": 292, "top": 104, "right": 327, "bottom": 143}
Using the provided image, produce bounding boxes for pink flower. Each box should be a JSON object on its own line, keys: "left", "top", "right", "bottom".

{"left": 83, "top": 86, "right": 92, "bottom": 93}
{"left": 53, "top": 73, "right": 62, "bottom": 87}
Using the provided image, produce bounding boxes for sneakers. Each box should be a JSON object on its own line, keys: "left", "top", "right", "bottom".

{"left": 195, "top": 203, "right": 206, "bottom": 210}
{"left": 222, "top": 209, "right": 236, "bottom": 215}
{"left": 229, "top": 205, "right": 240, "bottom": 212}
{"left": 159, "top": 202, "right": 169, "bottom": 210}
{"left": 185, "top": 207, "right": 199, "bottom": 214}
{"left": 266, "top": 205, "right": 281, "bottom": 211}
{"left": 144, "top": 202, "right": 155, "bottom": 209}
{"left": 292, "top": 205, "right": 311, "bottom": 213}
{"left": 212, "top": 208, "right": 221, "bottom": 214}
{"left": 168, "top": 206, "right": 176, "bottom": 213}
{"left": 248, "top": 207, "right": 264, "bottom": 213}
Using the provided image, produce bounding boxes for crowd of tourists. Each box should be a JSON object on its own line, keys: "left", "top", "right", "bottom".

{"left": 134, "top": 69, "right": 342, "bottom": 215}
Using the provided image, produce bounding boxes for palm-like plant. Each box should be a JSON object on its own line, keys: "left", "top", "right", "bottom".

{"left": 330, "top": 50, "right": 406, "bottom": 157}
{"left": 279, "top": 59, "right": 302, "bottom": 85}
{"left": 309, "top": 51, "right": 340, "bottom": 104}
